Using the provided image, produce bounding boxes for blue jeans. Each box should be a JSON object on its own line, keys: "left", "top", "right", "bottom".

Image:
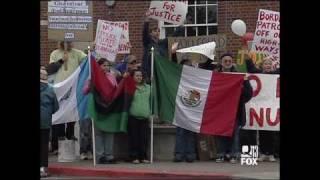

{"left": 80, "top": 119, "right": 92, "bottom": 154}
{"left": 174, "top": 127, "right": 196, "bottom": 160}
{"left": 216, "top": 123, "right": 241, "bottom": 159}
{"left": 94, "top": 127, "right": 114, "bottom": 160}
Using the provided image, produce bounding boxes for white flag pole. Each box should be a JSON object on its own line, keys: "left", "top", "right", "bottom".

{"left": 91, "top": 118, "right": 96, "bottom": 167}
{"left": 88, "top": 47, "right": 96, "bottom": 167}
{"left": 150, "top": 47, "right": 154, "bottom": 164}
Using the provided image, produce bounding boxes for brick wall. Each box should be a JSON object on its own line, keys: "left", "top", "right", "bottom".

{"left": 40, "top": 1, "right": 279, "bottom": 65}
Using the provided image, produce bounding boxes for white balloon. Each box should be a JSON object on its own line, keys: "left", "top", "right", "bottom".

{"left": 231, "top": 19, "right": 246, "bottom": 36}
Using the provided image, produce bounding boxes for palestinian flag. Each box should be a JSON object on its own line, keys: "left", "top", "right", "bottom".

{"left": 153, "top": 55, "right": 244, "bottom": 137}
{"left": 88, "top": 58, "right": 136, "bottom": 133}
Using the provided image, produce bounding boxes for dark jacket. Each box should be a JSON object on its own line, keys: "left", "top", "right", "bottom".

{"left": 142, "top": 22, "right": 184, "bottom": 79}
{"left": 40, "top": 82, "right": 59, "bottom": 129}
{"left": 47, "top": 59, "right": 64, "bottom": 75}
{"left": 245, "top": 59, "right": 280, "bottom": 74}
{"left": 237, "top": 80, "right": 253, "bottom": 127}
{"left": 218, "top": 67, "right": 253, "bottom": 127}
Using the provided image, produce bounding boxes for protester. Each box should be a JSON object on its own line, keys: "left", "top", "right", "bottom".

{"left": 40, "top": 67, "right": 59, "bottom": 177}
{"left": 215, "top": 52, "right": 253, "bottom": 163}
{"left": 127, "top": 69, "right": 151, "bottom": 164}
{"left": 142, "top": 16, "right": 184, "bottom": 80}
{"left": 47, "top": 41, "right": 87, "bottom": 154}
{"left": 84, "top": 58, "right": 118, "bottom": 164}
{"left": 245, "top": 55, "right": 280, "bottom": 74}
{"left": 245, "top": 56, "right": 279, "bottom": 162}
{"left": 171, "top": 44, "right": 197, "bottom": 163}
{"left": 79, "top": 118, "right": 93, "bottom": 160}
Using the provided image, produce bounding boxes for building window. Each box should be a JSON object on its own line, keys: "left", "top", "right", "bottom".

{"left": 160, "top": 0, "right": 218, "bottom": 38}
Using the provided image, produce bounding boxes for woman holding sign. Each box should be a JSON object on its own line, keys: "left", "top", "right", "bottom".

{"left": 142, "top": 16, "right": 185, "bottom": 81}
{"left": 245, "top": 55, "right": 279, "bottom": 162}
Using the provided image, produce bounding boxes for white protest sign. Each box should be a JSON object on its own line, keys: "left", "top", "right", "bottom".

{"left": 146, "top": 0, "right": 188, "bottom": 25}
{"left": 95, "top": 21, "right": 123, "bottom": 62}
{"left": 243, "top": 74, "right": 280, "bottom": 131}
{"left": 251, "top": 9, "right": 280, "bottom": 69}
{"left": 96, "top": 20, "right": 130, "bottom": 54}
{"left": 48, "top": 1, "right": 93, "bottom": 41}
{"left": 176, "top": 42, "right": 216, "bottom": 60}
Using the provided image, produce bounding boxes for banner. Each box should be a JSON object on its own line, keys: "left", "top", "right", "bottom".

{"left": 96, "top": 20, "right": 130, "bottom": 54}
{"left": 236, "top": 50, "right": 266, "bottom": 72}
{"left": 176, "top": 42, "right": 216, "bottom": 60}
{"left": 48, "top": 1, "right": 93, "bottom": 41}
{"left": 243, "top": 74, "right": 280, "bottom": 131}
{"left": 146, "top": 0, "right": 188, "bottom": 25}
{"left": 95, "top": 21, "right": 123, "bottom": 62}
{"left": 251, "top": 9, "right": 280, "bottom": 69}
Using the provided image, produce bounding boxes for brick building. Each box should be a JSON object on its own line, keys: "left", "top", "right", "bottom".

{"left": 40, "top": 0, "right": 279, "bottom": 66}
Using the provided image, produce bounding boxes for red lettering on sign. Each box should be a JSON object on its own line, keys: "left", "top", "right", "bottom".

{"left": 266, "top": 108, "right": 280, "bottom": 126}
{"left": 256, "top": 30, "right": 270, "bottom": 37}
{"left": 250, "top": 108, "right": 264, "bottom": 127}
{"left": 259, "top": 11, "right": 280, "bottom": 22}
{"left": 248, "top": 75, "right": 261, "bottom": 97}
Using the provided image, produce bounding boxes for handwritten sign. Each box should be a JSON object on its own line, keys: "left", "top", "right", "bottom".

{"left": 96, "top": 20, "right": 130, "bottom": 54}
{"left": 146, "top": 0, "right": 188, "bottom": 25}
{"left": 168, "top": 34, "right": 226, "bottom": 63}
{"left": 95, "top": 21, "right": 123, "bottom": 62}
{"left": 252, "top": 9, "right": 280, "bottom": 69}
{"left": 243, "top": 74, "right": 280, "bottom": 131}
{"left": 48, "top": 1, "right": 93, "bottom": 41}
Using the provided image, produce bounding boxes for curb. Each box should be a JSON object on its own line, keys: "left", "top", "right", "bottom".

{"left": 48, "top": 164, "right": 231, "bottom": 178}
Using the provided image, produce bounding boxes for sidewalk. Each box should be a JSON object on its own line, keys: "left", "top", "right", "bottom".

{"left": 48, "top": 156, "right": 279, "bottom": 179}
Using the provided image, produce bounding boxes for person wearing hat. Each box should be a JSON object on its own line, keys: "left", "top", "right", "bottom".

{"left": 47, "top": 41, "right": 87, "bottom": 154}
{"left": 40, "top": 67, "right": 59, "bottom": 177}
{"left": 170, "top": 44, "right": 197, "bottom": 163}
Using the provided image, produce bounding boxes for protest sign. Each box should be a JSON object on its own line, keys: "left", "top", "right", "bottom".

{"left": 95, "top": 21, "right": 123, "bottom": 62}
{"left": 146, "top": 0, "right": 188, "bottom": 25}
{"left": 96, "top": 20, "right": 130, "bottom": 54}
{"left": 168, "top": 34, "right": 226, "bottom": 63}
{"left": 48, "top": 1, "right": 93, "bottom": 41}
{"left": 251, "top": 9, "right": 280, "bottom": 69}
{"left": 243, "top": 74, "right": 280, "bottom": 131}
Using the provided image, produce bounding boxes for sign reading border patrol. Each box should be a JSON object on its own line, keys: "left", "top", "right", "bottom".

{"left": 48, "top": 1, "right": 93, "bottom": 41}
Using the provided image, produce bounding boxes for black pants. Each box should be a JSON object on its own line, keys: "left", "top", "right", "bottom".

{"left": 40, "top": 129, "right": 50, "bottom": 167}
{"left": 128, "top": 116, "right": 148, "bottom": 160}
{"left": 240, "top": 130, "right": 257, "bottom": 146}
{"left": 259, "top": 130, "right": 276, "bottom": 155}
{"left": 51, "top": 122, "right": 75, "bottom": 151}
{"left": 274, "top": 131, "right": 280, "bottom": 158}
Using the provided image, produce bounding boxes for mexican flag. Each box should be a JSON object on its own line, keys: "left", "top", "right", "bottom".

{"left": 154, "top": 55, "right": 244, "bottom": 137}
{"left": 88, "top": 57, "right": 136, "bottom": 133}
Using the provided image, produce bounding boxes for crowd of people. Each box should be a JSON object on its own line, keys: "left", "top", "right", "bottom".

{"left": 40, "top": 16, "right": 280, "bottom": 177}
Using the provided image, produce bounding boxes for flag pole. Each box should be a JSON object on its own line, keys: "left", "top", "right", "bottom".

{"left": 88, "top": 47, "right": 96, "bottom": 167}
{"left": 150, "top": 47, "right": 154, "bottom": 163}
{"left": 91, "top": 118, "right": 96, "bottom": 167}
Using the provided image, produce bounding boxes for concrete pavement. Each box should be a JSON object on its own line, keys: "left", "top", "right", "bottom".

{"left": 48, "top": 156, "right": 279, "bottom": 179}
